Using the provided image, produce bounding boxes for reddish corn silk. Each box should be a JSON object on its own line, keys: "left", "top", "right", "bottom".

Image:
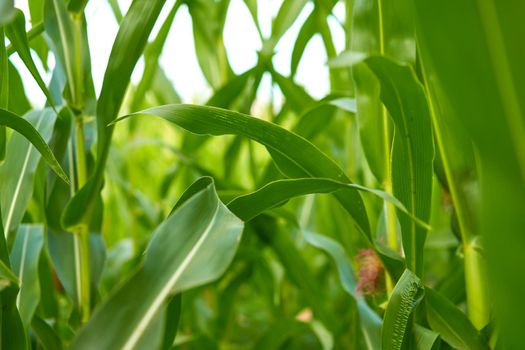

{"left": 356, "top": 248, "right": 383, "bottom": 295}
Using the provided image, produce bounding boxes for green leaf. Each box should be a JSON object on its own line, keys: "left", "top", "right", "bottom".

{"left": 0, "top": 0, "right": 15, "bottom": 25}
{"left": 0, "top": 27, "right": 7, "bottom": 160}
{"left": 425, "top": 288, "right": 487, "bottom": 350}
{"left": 161, "top": 294, "right": 181, "bottom": 350}
{"left": 71, "top": 177, "right": 243, "bottom": 350}
{"left": 228, "top": 177, "right": 430, "bottom": 229}
{"left": 413, "top": 0, "right": 524, "bottom": 340}
{"left": 7, "top": 61, "right": 31, "bottom": 115}
{"left": 270, "top": 0, "right": 308, "bottom": 48}
{"left": 0, "top": 109, "right": 68, "bottom": 237}
{"left": 113, "top": 104, "right": 371, "bottom": 241}
{"left": 302, "top": 230, "right": 381, "bottom": 350}
{"left": 382, "top": 269, "right": 424, "bottom": 350}
{"left": 129, "top": 0, "right": 182, "bottom": 112}
{"left": 44, "top": 0, "right": 95, "bottom": 112}
{"left": 68, "top": 0, "right": 88, "bottom": 14}
{"left": 413, "top": 325, "right": 440, "bottom": 350}
{"left": 187, "top": 0, "right": 232, "bottom": 88}
{"left": 291, "top": 9, "right": 317, "bottom": 77}
{"left": 61, "top": 0, "right": 167, "bottom": 230}
{"left": 31, "top": 315, "right": 64, "bottom": 350}
{"left": 5, "top": 9, "right": 55, "bottom": 110}
{"left": 10, "top": 224, "right": 44, "bottom": 328}
{"left": 349, "top": 0, "right": 415, "bottom": 183}
{"left": 364, "top": 56, "right": 434, "bottom": 275}
{"left": 0, "top": 257, "right": 18, "bottom": 291}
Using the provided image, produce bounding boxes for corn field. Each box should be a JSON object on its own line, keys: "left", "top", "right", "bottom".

{"left": 0, "top": 0, "right": 523, "bottom": 349}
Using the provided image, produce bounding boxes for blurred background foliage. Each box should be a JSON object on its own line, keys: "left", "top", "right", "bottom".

{"left": 1, "top": 0, "right": 524, "bottom": 348}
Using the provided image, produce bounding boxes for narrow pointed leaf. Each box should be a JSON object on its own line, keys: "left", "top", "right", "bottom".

{"left": 228, "top": 177, "right": 430, "bottom": 229}
{"left": 5, "top": 9, "right": 55, "bottom": 109}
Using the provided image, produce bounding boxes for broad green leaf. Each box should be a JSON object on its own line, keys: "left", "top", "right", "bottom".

{"left": 425, "top": 288, "right": 486, "bottom": 350}
{"left": 10, "top": 224, "right": 44, "bottom": 328}
{"left": 0, "top": 109, "right": 68, "bottom": 237}
{"left": 382, "top": 269, "right": 424, "bottom": 350}
{"left": 364, "top": 56, "right": 434, "bottom": 275}
{"left": 5, "top": 9, "right": 55, "bottom": 109}
{"left": 302, "top": 230, "right": 381, "bottom": 350}
{"left": 71, "top": 177, "right": 243, "bottom": 350}
{"left": 228, "top": 178, "right": 430, "bottom": 229}
{"left": 113, "top": 104, "right": 371, "bottom": 241}
{"left": 413, "top": 1, "right": 524, "bottom": 342}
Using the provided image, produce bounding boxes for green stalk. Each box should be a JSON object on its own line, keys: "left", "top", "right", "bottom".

{"left": 377, "top": 0, "right": 398, "bottom": 294}
{"left": 424, "top": 82, "right": 489, "bottom": 329}
{"left": 74, "top": 116, "right": 91, "bottom": 323}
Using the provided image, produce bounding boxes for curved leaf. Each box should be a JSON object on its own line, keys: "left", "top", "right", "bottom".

{"left": 228, "top": 177, "right": 430, "bottom": 229}
{"left": 113, "top": 104, "right": 371, "bottom": 240}
{"left": 71, "top": 177, "right": 243, "bottom": 350}
{"left": 5, "top": 9, "right": 55, "bottom": 109}
{"left": 302, "top": 230, "right": 381, "bottom": 350}
{"left": 0, "top": 109, "right": 69, "bottom": 237}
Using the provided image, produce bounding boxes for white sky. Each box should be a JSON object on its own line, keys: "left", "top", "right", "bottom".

{"left": 12, "top": 0, "right": 346, "bottom": 109}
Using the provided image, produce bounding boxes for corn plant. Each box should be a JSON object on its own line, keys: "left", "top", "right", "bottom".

{"left": 0, "top": 0, "right": 523, "bottom": 348}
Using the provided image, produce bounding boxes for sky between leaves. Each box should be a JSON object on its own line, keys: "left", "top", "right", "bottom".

{"left": 12, "top": 0, "right": 346, "bottom": 109}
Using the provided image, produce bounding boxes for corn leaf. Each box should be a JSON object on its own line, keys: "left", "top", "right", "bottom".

{"left": 425, "top": 288, "right": 486, "bottom": 350}
{"left": 114, "top": 104, "right": 371, "bottom": 240}
{"left": 364, "top": 56, "right": 434, "bottom": 275}
{"left": 413, "top": 1, "right": 525, "bottom": 344}
{"left": 382, "top": 269, "right": 424, "bottom": 350}
{"left": 10, "top": 224, "right": 44, "bottom": 328}
{"left": 71, "top": 177, "right": 243, "bottom": 350}
{"left": 0, "top": 109, "right": 68, "bottom": 237}
{"left": 5, "top": 9, "right": 55, "bottom": 110}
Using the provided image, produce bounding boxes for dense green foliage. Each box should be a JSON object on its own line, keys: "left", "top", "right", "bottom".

{"left": 0, "top": 0, "right": 523, "bottom": 349}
